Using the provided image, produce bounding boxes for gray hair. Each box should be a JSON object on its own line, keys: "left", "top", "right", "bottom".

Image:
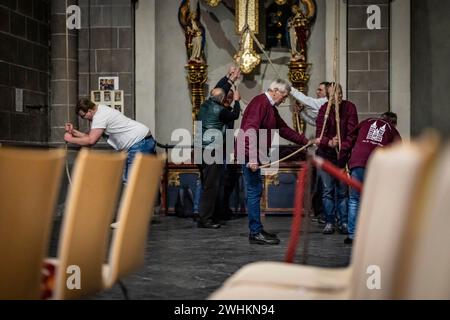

{"left": 269, "top": 79, "right": 291, "bottom": 94}
{"left": 210, "top": 88, "right": 225, "bottom": 103}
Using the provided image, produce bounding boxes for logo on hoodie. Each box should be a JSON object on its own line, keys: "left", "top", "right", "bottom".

{"left": 366, "top": 121, "right": 386, "bottom": 143}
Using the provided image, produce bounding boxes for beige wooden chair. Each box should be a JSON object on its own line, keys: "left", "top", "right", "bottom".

{"left": 210, "top": 135, "right": 439, "bottom": 300}
{"left": 395, "top": 144, "right": 450, "bottom": 299}
{"left": 48, "top": 148, "right": 126, "bottom": 300}
{"left": 0, "top": 147, "right": 66, "bottom": 299}
{"left": 102, "top": 154, "right": 165, "bottom": 298}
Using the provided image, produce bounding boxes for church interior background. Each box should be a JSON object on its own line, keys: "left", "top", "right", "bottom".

{"left": 1, "top": 0, "right": 450, "bottom": 301}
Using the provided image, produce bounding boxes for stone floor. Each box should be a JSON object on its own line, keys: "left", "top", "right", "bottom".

{"left": 49, "top": 213, "right": 352, "bottom": 300}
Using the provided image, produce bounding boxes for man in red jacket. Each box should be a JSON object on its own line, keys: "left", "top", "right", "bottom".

{"left": 340, "top": 112, "right": 401, "bottom": 244}
{"left": 236, "top": 79, "right": 309, "bottom": 245}
{"left": 315, "top": 83, "right": 359, "bottom": 235}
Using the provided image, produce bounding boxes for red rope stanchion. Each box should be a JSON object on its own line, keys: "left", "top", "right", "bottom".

{"left": 285, "top": 162, "right": 309, "bottom": 263}
{"left": 313, "top": 156, "right": 363, "bottom": 193}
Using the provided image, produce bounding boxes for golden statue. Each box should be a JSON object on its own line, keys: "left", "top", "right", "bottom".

{"left": 287, "top": 0, "right": 316, "bottom": 133}
{"left": 178, "top": 0, "right": 206, "bottom": 65}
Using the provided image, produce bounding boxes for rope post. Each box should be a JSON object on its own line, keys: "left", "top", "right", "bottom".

{"left": 285, "top": 160, "right": 309, "bottom": 263}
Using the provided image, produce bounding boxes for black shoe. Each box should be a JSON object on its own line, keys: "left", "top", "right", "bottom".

{"left": 322, "top": 223, "right": 335, "bottom": 234}
{"left": 197, "top": 221, "right": 221, "bottom": 229}
{"left": 261, "top": 229, "right": 278, "bottom": 239}
{"left": 338, "top": 223, "right": 349, "bottom": 235}
{"left": 249, "top": 233, "right": 280, "bottom": 245}
{"left": 213, "top": 219, "right": 227, "bottom": 226}
{"left": 318, "top": 217, "right": 326, "bottom": 225}
{"left": 344, "top": 237, "right": 353, "bottom": 245}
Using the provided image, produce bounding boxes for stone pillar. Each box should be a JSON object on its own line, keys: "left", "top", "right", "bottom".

{"left": 50, "top": 0, "right": 78, "bottom": 143}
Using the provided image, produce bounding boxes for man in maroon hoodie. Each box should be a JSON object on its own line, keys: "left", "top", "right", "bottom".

{"left": 236, "top": 79, "right": 309, "bottom": 245}
{"left": 340, "top": 112, "right": 401, "bottom": 244}
{"left": 315, "top": 83, "right": 359, "bottom": 235}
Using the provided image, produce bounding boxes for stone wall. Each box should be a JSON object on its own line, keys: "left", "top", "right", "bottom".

{"left": 347, "top": 0, "right": 390, "bottom": 121}
{"left": 0, "top": 0, "right": 50, "bottom": 142}
{"left": 78, "top": 0, "right": 135, "bottom": 121}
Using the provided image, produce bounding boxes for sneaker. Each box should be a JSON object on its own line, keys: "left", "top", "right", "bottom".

{"left": 338, "top": 223, "right": 349, "bottom": 235}
{"left": 322, "top": 223, "right": 335, "bottom": 234}
{"left": 249, "top": 233, "right": 280, "bottom": 245}
{"left": 318, "top": 216, "right": 326, "bottom": 225}
{"left": 344, "top": 237, "right": 353, "bottom": 245}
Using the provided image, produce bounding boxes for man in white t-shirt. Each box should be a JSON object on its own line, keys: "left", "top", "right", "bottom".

{"left": 64, "top": 98, "right": 156, "bottom": 182}
{"left": 290, "top": 81, "right": 330, "bottom": 126}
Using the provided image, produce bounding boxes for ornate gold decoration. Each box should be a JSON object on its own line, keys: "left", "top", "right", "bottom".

{"left": 265, "top": 174, "right": 280, "bottom": 186}
{"left": 235, "top": 0, "right": 258, "bottom": 34}
{"left": 179, "top": 0, "right": 208, "bottom": 129}
{"left": 287, "top": 0, "right": 316, "bottom": 133}
{"left": 186, "top": 64, "right": 208, "bottom": 124}
{"left": 234, "top": 30, "right": 261, "bottom": 74}
{"left": 168, "top": 172, "right": 181, "bottom": 187}
{"left": 275, "top": 0, "right": 287, "bottom": 5}
{"left": 289, "top": 61, "right": 311, "bottom": 133}
{"left": 203, "top": 0, "right": 221, "bottom": 6}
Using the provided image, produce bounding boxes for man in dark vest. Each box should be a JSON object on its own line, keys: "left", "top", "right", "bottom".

{"left": 197, "top": 87, "right": 241, "bottom": 228}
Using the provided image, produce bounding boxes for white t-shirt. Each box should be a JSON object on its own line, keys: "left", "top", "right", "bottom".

{"left": 290, "top": 87, "right": 328, "bottom": 126}
{"left": 91, "top": 105, "right": 150, "bottom": 150}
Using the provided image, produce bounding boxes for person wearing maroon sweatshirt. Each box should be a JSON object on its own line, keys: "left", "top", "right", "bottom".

{"left": 340, "top": 112, "right": 401, "bottom": 244}
{"left": 315, "top": 83, "right": 359, "bottom": 235}
{"left": 236, "top": 79, "right": 309, "bottom": 245}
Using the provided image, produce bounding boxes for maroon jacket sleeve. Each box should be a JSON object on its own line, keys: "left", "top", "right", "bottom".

{"left": 275, "top": 110, "right": 308, "bottom": 146}
{"left": 392, "top": 127, "right": 402, "bottom": 143}
{"left": 339, "top": 119, "right": 363, "bottom": 165}
{"left": 315, "top": 103, "right": 330, "bottom": 148}
{"left": 338, "top": 102, "right": 359, "bottom": 166}
{"left": 240, "top": 96, "right": 266, "bottom": 162}
{"left": 341, "top": 120, "right": 367, "bottom": 154}
{"left": 345, "top": 102, "right": 359, "bottom": 139}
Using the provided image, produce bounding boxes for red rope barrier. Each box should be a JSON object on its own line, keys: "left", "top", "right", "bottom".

{"left": 285, "top": 163, "right": 309, "bottom": 263}
{"left": 312, "top": 156, "right": 363, "bottom": 193}
{"left": 284, "top": 155, "right": 363, "bottom": 264}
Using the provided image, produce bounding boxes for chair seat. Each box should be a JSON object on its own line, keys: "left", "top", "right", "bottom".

{"left": 210, "top": 282, "right": 350, "bottom": 300}
{"left": 223, "top": 262, "right": 352, "bottom": 291}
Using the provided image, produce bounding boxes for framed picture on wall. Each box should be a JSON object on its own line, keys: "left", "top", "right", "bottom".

{"left": 104, "top": 91, "right": 111, "bottom": 102}
{"left": 114, "top": 91, "right": 122, "bottom": 102}
{"left": 99, "top": 77, "right": 119, "bottom": 90}
{"left": 93, "top": 91, "right": 101, "bottom": 102}
{"left": 91, "top": 90, "right": 124, "bottom": 115}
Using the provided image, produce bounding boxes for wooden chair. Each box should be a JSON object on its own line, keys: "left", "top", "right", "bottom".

{"left": 0, "top": 147, "right": 66, "bottom": 299}
{"left": 395, "top": 144, "right": 450, "bottom": 299}
{"left": 210, "top": 135, "right": 439, "bottom": 300}
{"left": 48, "top": 149, "right": 126, "bottom": 300}
{"left": 102, "top": 154, "right": 165, "bottom": 298}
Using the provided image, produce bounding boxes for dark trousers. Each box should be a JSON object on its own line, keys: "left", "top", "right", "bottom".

{"left": 221, "top": 164, "right": 239, "bottom": 216}
{"left": 198, "top": 163, "right": 224, "bottom": 224}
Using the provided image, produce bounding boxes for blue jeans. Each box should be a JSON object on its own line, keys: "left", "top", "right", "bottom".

{"left": 242, "top": 165, "right": 263, "bottom": 235}
{"left": 193, "top": 176, "right": 202, "bottom": 214}
{"left": 124, "top": 136, "right": 156, "bottom": 183}
{"left": 348, "top": 167, "right": 365, "bottom": 239}
{"left": 318, "top": 169, "right": 348, "bottom": 225}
